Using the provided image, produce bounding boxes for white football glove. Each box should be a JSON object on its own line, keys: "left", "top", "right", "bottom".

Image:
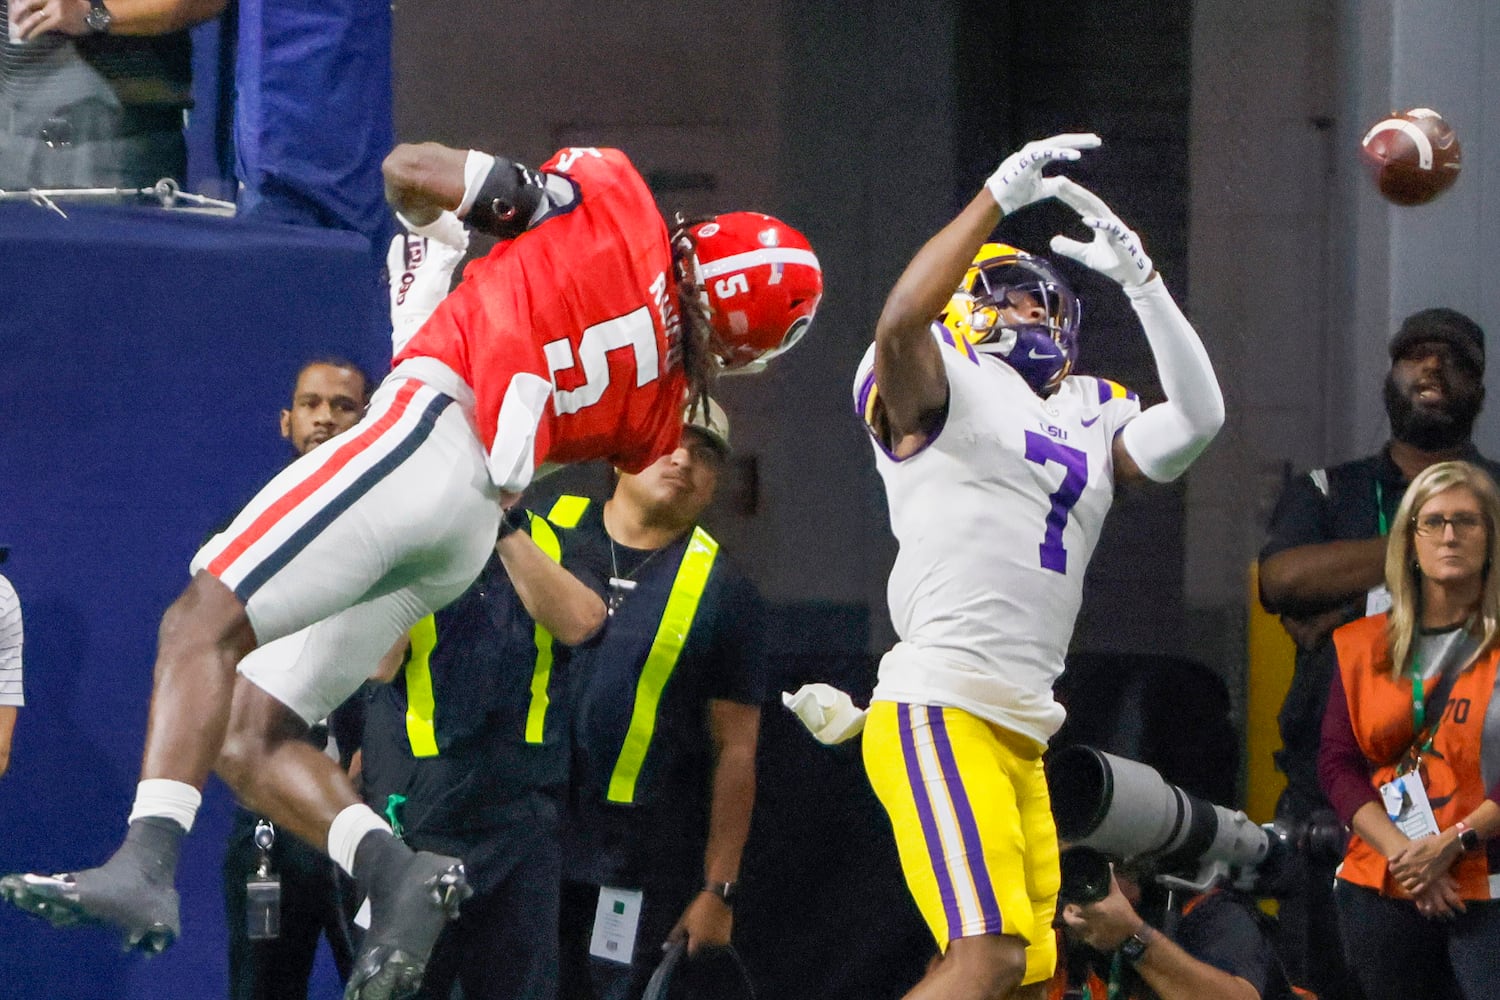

{"left": 1046, "top": 177, "right": 1153, "bottom": 288}
{"left": 985, "top": 133, "right": 1102, "bottom": 216}
{"left": 781, "top": 683, "right": 867, "bottom": 745}
{"left": 387, "top": 215, "right": 467, "bottom": 357}
{"left": 396, "top": 208, "right": 470, "bottom": 252}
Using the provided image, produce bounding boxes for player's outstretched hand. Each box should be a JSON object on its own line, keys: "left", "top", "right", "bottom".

{"left": 985, "top": 134, "right": 1102, "bottom": 216}
{"left": 387, "top": 219, "right": 467, "bottom": 357}
{"left": 1047, "top": 177, "right": 1154, "bottom": 288}
{"left": 781, "top": 683, "right": 867, "bottom": 745}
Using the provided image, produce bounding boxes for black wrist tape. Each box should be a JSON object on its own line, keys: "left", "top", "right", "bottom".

{"left": 498, "top": 505, "right": 530, "bottom": 539}
{"left": 465, "top": 158, "right": 545, "bottom": 239}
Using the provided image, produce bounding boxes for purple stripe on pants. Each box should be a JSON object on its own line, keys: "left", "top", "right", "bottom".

{"left": 898, "top": 703, "right": 963, "bottom": 940}
{"left": 928, "top": 710, "right": 1004, "bottom": 935}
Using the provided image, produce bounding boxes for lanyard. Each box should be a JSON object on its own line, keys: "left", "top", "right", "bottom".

{"left": 1411, "top": 651, "right": 1426, "bottom": 732}
{"left": 1408, "top": 653, "right": 1439, "bottom": 762}
{"left": 1375, "top": 480, "right": 1389, "bottom": 537}
{"left": 1105, "top": 953, "right": 1125, "bottom": 1000}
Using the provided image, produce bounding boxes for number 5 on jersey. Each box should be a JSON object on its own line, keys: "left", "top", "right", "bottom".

{"left": 544, "top": 306, "right": 660, "bottom": 414}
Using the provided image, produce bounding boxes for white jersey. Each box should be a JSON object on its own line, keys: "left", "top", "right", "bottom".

{"left": 853, "top": 327, "right": 1140, "bottom": 744}
{"left": 0, "top": 573, "right": 23, "bottom": 708}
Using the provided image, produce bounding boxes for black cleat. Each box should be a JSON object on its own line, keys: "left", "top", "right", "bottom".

{"left": 345, "top": 852, "right": 471, "bottom": 1000}
{"left": 0, "top": 868, "right": 180, "bottom": 954}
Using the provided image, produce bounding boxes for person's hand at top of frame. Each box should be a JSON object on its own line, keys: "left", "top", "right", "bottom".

{"left": 10, "top": 0, "right": 88, "bottom": 40}
{"left": 984, "top": 133, "right": 1102, "bottom": 217}
{"left": 1047, "top": 177, "right": 1156, "bottom": 288}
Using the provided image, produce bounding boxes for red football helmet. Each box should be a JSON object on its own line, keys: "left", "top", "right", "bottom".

{"left": 678, "top": 212, "right": 823, "bottom": 372}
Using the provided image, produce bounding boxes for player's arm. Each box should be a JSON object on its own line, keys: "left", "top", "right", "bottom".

{"left": 668, "top": 698, "right": 759, "bottom": 955}
{"left": 382, "top": 143, "right": 469, "bottom": 225}
{"left": 873, "top": 134, "right": 1101, "bottom": 457}
{"left": 1046, "top": 179, "right": 1224, "bottom": 484}
{"left": 495, "top": 510, "right": 606, "bottom": 647}
{"left": 383, "top": 141, "right": 550, "bottom": 238}
{"left": 11, "top": 0, "right": 224, "bottom": 40}
{"left": 872, "top": 192, "right": 989, "bottom": 456}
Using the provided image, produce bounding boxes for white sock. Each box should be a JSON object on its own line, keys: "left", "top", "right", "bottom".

{"left": 127, "top": 779, "right": 203, "bottom": 833}
{"left": 328, "top": 803, "right": 391, "bottom": 878}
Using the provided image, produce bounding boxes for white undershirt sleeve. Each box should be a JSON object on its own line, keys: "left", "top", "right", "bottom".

{"left": 1117, "top": 276, "right": 1225, "bottom": 482}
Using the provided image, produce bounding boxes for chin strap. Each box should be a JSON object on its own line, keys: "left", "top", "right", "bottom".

{"left": 1117, "top": 277, "right": 1225, "bottom": 482}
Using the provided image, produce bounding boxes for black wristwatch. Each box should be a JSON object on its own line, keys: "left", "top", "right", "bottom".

{"left": 497, "top": 505, "right": 529, "bottom": 540}
{"left": 702, "top": 880, "right": 738, "bottom": 906}
{"left": 1118, "top": 925, "right": 1156, "bottom": 964}
{"left": 1457, "top": 821, "right": 1482, "bottom": 853}
{"left": 84, "top": 0, "right": 113, "bottom": 33}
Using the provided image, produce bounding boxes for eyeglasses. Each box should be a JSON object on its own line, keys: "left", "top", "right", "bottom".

{"left": 1412, "top": 512, "right": 1487, "bottom": 537}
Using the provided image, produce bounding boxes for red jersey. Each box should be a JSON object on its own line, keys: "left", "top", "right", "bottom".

{"left": 396, "top": 146, "right": 688, "bottom": 491}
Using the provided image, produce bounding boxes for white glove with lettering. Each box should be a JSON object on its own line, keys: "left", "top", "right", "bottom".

{"left": 1047, "top": 177, "right": 1154, "bottom": 288}
{"left": 781, "top": 683, "right": 867, "bottom": 745}
{"left": 985, "top": 133, "right": 1102, "bottom": 216}
{"left": 387, "top": 213, "right": 467, "bottom": 357}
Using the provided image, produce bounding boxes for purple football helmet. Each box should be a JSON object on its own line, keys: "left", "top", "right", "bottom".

{"left": 954, "top": 244, "right": 1081, "bottom": 396}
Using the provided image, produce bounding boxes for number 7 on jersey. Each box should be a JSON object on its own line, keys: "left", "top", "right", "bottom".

{"left": 1023, "top": 431, "right": 1088, "bottom": 574}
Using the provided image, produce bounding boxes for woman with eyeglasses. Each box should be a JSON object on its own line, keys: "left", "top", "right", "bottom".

{"left": 1317, "top": 460, "right": 1500, "bottom": 999}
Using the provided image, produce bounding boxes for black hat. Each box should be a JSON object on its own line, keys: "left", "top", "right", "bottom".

{"left": 1388, "top": 307, "right": 1485, "bottom": 373}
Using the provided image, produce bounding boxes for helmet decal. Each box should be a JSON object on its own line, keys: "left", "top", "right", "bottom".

{"left": 682, "top": 213, "right": 823, "bottom": 372}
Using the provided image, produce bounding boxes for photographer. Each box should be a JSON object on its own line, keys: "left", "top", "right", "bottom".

{"left": 1053, "top": 859, "right": 1287, "bottom": 1000}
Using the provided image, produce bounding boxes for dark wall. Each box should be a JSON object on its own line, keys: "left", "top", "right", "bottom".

{"left": 0, "top": 204, "right": 384, "bottom": 999}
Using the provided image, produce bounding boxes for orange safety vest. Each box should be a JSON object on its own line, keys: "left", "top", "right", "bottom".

{"left": 1333, "top": 613, "right": 1500, "bottom": 900}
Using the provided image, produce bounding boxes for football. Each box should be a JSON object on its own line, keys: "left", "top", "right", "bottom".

{"left": 1360, "top": 107, "right": 1462, "bottom": 206}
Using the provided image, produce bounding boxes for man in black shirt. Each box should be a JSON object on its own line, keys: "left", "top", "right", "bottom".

{"left": 359, "top": 496, "right": 608, "bottom": 1000}
{"left": 558, "top": 398, "right": 765, "bottom": 1000}
{"left": 1259, "top": 307, "right": 1500, "bottom": 1000}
